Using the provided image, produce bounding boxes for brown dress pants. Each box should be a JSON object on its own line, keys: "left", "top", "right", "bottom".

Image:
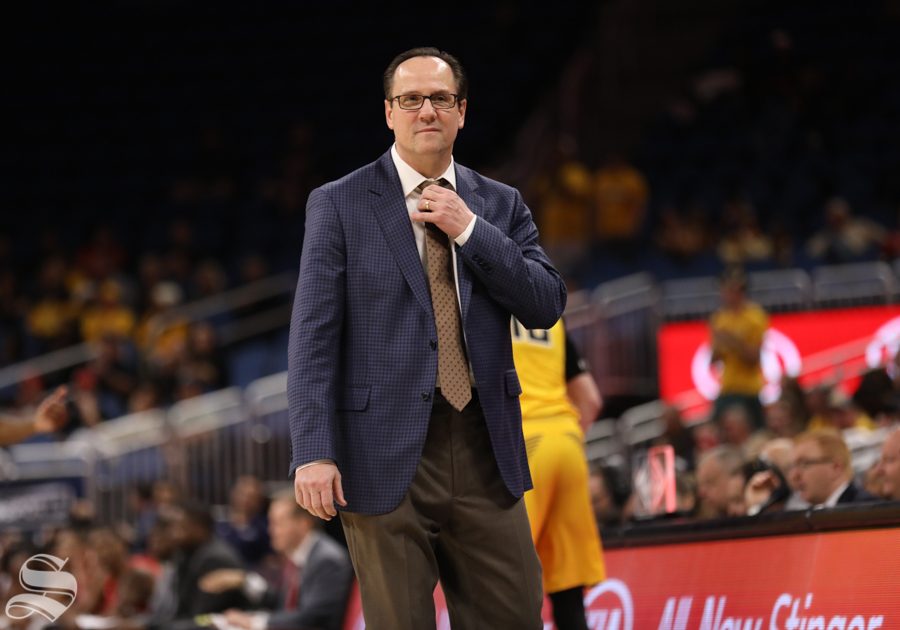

{"left": 340, "top": 391, "right": 544, "bottom": 630}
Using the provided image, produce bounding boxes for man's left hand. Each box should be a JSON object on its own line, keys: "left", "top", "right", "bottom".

{"left": 413, "top": 184, "right": 475, "bottom": 239}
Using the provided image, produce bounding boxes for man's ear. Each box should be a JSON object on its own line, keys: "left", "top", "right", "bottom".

{"left": 457, "top": 99, "right": 467, "bottom": 129}
{"left": 385, "top": 100, "right": 395, "bottom": 130}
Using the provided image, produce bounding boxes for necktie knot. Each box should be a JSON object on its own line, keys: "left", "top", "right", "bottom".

{"left": 415, "top": 178, "right": 452, "bottom": 194}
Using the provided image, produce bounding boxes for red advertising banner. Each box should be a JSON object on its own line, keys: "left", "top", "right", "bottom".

{"left": 658, "top": 305, "right": 900, "bottom": 414}
{"left": 343, "top": 527, "right": 900, "bottom": 629}
{"left": 592, "top": 527, "right": 900, "bottom": 630}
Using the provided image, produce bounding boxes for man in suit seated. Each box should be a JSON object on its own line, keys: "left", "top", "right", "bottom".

{"left": 788, "top": 430, "right": 877, "bottom": 508}
{"left": 203, "top": 489, "right": 353, "bottom": 630}
{"left": 696, "top": 445, "right": 745, "bottom": 519}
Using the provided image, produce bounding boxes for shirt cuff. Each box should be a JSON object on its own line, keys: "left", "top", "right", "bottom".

{"left": 243, "top": 572, "right": 268, "bottom": 603}
{"left": 454, "top": 215, "right": 477, "bottom": 246}
{"left": 295, "top": 459, "right": 335, "bottom": 475}
{"left": 251, "top": 612, "right": 270, "bottom": 630}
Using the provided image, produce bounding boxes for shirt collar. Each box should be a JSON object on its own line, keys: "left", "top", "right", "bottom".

{"left": 390, "top": 144, "right": 456, "bottom": 197}
{"left": 821, "top": 480, "right": 850, "bottom": 508}
{"left": 289, "top": 530, "right": 320, "bottom": 568}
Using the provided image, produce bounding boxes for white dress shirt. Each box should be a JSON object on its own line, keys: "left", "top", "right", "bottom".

{"left": 390, "top": 144, "right": 477, "bottom": 296}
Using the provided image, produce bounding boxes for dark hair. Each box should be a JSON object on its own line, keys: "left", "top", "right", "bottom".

{"left": 177, "top": 501, "right": 214, "bottom": 533}
{"left": 589, "top": 464, "right": 630, "bottom": 508}
{"left": 719, "top": 265, "right": 748, "bottom": 291}
{"left": 1, "top": 542, "right": 37, "bottom": 574}
{"left": 133, "top": 482, "right": 154, "bottom": 502}
{"left": 272, "top": 487, "right": 312, "bottom": 519}
{"left": 383, "top": 47, "right": 468, "bottom": 102}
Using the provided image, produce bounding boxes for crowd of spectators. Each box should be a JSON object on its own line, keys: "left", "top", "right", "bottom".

{"left": 1, "top": 237, "right": 232, "bottom": 433}
{"left": 0, "top": 118, "right": 311, "bottom": 434}
{"left": 527, "top": 0, "right": 900, "bottom": 286}
{"left": 588, "top": 367, "right": 900, "bottom": 529}
{"left": 530, "top": 155, "right": 900, "bottom": 288}
{"left": 0, "top": 476, "right": 353, "bottom": 630}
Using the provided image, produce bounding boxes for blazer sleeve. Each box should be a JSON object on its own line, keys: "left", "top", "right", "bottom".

{"left": 458, "top": 188, "right": 566, "bottom": 329}
{"left": 287, "top": 186, "right": 346, "bottom": 474}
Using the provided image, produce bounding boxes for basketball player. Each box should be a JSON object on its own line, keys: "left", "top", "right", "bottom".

{"left": 512, "top": 318, "right": 605, "bottom": 630}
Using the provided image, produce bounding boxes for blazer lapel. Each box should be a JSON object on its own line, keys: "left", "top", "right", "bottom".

{"left": 370, "top": 155, "right": 434, "bottom": 316}
{"left": 454, "top": 165, "right": 483, "bottom": 325}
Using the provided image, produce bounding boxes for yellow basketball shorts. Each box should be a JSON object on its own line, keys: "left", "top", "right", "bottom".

{"left": 523, "top": 418, "right": 606, "bottom": 593}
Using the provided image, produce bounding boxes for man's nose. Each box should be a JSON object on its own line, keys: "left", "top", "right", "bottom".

{"left": 417, "top": 99, "right": 437, "bottom": 119}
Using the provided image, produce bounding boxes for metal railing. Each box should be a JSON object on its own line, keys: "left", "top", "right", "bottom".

{"left": 143, "top": 272, "right": 296, "bottom": 348}
{"left": 0, "top": 343, "right": 98, "bottom": 392}
{"left": 2, "top": 382, "right": 294, "bottom": 528}
{"left": 812, "top": 262, "right": 895, "bottom": 308}
{"left": 581, "top": 273, "right": 661, "bottom": 398}
{"left": 244, "top": 372, "right": 292, "bottom": 484}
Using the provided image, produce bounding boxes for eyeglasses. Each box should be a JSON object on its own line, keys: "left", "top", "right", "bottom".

{"left": 390, "top": 93, "right": 459, "bottom": 110}
{"left": 787, "top": 457, "right": 832, "bottom": 472}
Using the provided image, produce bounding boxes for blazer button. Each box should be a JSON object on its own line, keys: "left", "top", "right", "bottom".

{"left": 429, "top": 340, "right": 437, "bottom": 350}
{"left": 421, "top": 391, "right": 432, "bottom": 402}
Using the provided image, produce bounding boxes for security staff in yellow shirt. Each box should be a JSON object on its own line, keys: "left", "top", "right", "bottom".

{"left": 512, "top": 318, "right": 605, "bottom": 630}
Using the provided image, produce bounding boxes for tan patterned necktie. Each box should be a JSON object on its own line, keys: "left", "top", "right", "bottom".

{"left": 416, "top": 178, "right": 472, "bottom": 411}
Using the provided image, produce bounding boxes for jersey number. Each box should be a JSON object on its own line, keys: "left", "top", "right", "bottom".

{"left": 511, "top": 319, "right": 550, "bottom": 345}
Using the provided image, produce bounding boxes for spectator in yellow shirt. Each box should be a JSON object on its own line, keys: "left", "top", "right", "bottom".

{"left": 80, "top": 279, "right": 136, "bottom": 342}
{"left": 593, "top": 156, "right": 648, "bottom": 251}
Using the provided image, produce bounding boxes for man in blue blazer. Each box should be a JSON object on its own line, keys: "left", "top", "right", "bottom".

{"left": 288, "top": 47, "right": 566, "bottom": 629}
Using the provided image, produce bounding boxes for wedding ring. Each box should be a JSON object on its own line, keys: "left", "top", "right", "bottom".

{"left": 425, "top": 199, "right": 430, "bottom": 211}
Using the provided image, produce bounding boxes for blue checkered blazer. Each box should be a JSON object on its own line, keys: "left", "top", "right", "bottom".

{"left": 287, "top": 149, "right": 566, "bottom": 514}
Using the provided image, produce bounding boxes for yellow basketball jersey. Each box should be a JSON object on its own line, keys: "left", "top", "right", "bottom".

{"left": 710, "top": 302, "right": 768, "bottom": 395}
{"left": 511, "top": 318, "right": 579, "bottom": 424}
